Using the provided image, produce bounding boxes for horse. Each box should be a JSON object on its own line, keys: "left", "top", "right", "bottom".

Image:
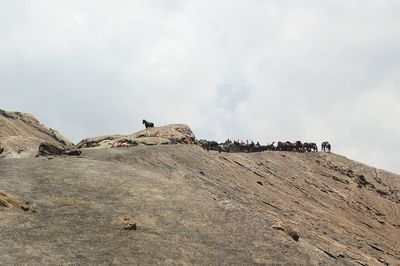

{"left": 218, "top": 140, "right": 232, "bottom": 153}
{"left": 304, "top": 142, "right": 318, "bottom": 152}
{"left": 142, "top": 119, "right": 154, "bottom": 128}
{"left": 265, "top": 142, "right": 276, "bottom": 151}
{"left": 276, "top": 141, "right": 284, "bottom": 151}
{"left": 294, "top": 141, "right": 304, "bottom": 152}
{"left": 243, "top": 142, "right": 255, "bottom": 153}
{"left": 326, "top": 142, "right": 331, "bottom": 153}
{"left": 200, "top": 140, "right": 221, "bottom": 153}
{"left": 321, "top": 141, "right": 331, "bottom": 152}
{"left": 227, "top": 141, "right": 241, "bottom": 152}
{"left": 252, "top": 142, "right": 267, "bottom": 152}
{"left": 277, "top": 141, "right": 295, "bottom": 152}
{"left": 226, "top": 141, "right": 252, "bottom": 153}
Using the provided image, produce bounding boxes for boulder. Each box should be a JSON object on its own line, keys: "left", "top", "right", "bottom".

{"left": 0, "top": 191, "right": 30, "bottom": 211}
{"left": 77, "top": 124, "right": 195, "bottom": 149}
{"left": 119, "top": 216, "right": 137, "bottom": 230}
{"left": 0, "top": 109, "right": 75, "bottom": 158}
{"left": 37, "top": 143, "right": 81, "bottom": 157}
{"left": 131, "top": 124, "right": 195, "bottom": 144}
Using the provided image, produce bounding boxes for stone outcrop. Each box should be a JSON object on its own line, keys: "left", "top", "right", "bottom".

{"left": 272, "top": 221, "right": 300, "bottom": 241}
{"left": 0, "top": 191, "right": 30, "bottom": 211}
{"left": 77, "top": 124, "right": 196, "bottom": 149}
{"left": 0, "top": 109, "right": 76, "bottom": 158}
{"left": 119, "top": 216, "right": 137, "bottom": 230}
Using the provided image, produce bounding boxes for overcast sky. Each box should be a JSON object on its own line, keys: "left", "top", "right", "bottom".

{"left": 1, "top": 1, "right": 399, "bottom": 174}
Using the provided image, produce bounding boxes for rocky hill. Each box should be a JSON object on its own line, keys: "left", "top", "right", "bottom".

{"left": 0, "top": 111, "right": 399, "bottom": 265}
{"left": 0, "top": 143, "right": 399, "bottom": 265}
{"left": 0, "top": 110, "right": 74, "bottom": 158}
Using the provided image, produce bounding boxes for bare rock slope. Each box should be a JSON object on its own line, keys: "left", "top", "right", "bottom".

{"left": 77, "top": 124, "right": 196, "bottom": 148}
{"left": 0, "top": 110, "right": 74, "bottom": 158}
{"left": 0, "top": 144, "right": 399, "bottom": 265}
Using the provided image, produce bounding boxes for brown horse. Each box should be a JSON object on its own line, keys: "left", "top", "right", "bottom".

{"left": 304, "top": 142, "right": 318, "bottom": 152}
{"left": 277, "top": 141, "right": 295, "bottom": 151}
{"left": 200, "top": 140, "right": 221, "bottom": 153}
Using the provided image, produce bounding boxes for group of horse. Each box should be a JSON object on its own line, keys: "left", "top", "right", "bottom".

{"left": 141, "top": 119, "right": 332, "bottom": 154}
{"left": 199, "top": 139, "right": 331, "bottom": 154}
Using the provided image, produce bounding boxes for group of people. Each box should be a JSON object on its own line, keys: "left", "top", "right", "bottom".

{"left": 199, "top": 139, "right": 331, "bottom": 154}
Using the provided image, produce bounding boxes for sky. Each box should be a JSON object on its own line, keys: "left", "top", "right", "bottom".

{"left": 1, "top": 1, "right": 400, "bottom": 174}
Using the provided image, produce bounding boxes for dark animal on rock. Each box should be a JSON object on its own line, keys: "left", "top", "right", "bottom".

{"left": 277, "top": 141, "right": 295, "bottom": 152}
{"left": 243, "top": 142, "right": 255, "bottom": 153}
{"left": 200, "top": 141, "right": 221, "bottom": 153}
{"left": 304, "top": 142, "right": 318, "bottom": 152}
{"left": 326, "top": 142, "right": 331, "bottom": 153}
{"left": 294, "top": 141, "right": 304, "bottom": 152}
{"left": 321, "top": 141, "right": 331, "bottom": 152}
{"left": 265, "top": 142, "right": 276, "bottom": 151}
{"left": 277, "top": 141, "right": 285, "bottom": 151}
{"left": 311, "top": 143, "right": 318, "bottom": 152}
{"left": 252, "top": 142, "right": 268, "bottom": 152}
{"left": 238, "top": 142, "right": 254, "bottom": 153}
{"left": 321, "top": 141, "right": 327, "bottom": 151}
{"left": 227, "top": 141, "right": 252, "bottom": 153}
{"left": 227, "top": 142, "right": 241, "bottom": 153}
{"left": 142, "top": 119, "right": 154, "bottom": 128}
